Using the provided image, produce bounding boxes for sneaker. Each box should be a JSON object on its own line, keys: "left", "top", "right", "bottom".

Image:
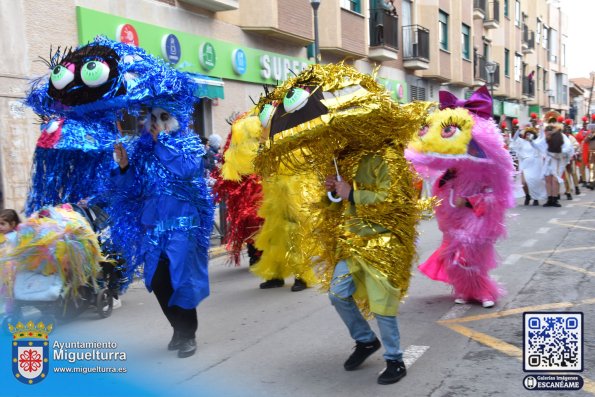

{"left": 454, "top": 298, "right": 468, "bottom": 304}
{"left": 377, "top": 360, "right": 407, "bottom": 385}
{"left": 482, "top": 300, "right": 495, "bottom": 308}
{"left": 344, "top": 338, "right": 381, "bottom": 371}
{"left": 167, "top": 331, "right": 182, "bottom": 351}
{"left": 112, "top": 298, "right": 122, "bottom": 310}
{"left": 177, "top": 338, "right": 197, "bottom": 358}
{"left": 259, "top": 278, "right": 284, "bottom": 289}
{"left": 291, "top": 278, "right": 307, "bottom": 292}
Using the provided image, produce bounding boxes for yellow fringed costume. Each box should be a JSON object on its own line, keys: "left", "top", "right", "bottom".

{"left": 222, "top": 115, "right": 320, "bottom": 287}
{"left": 247, "top": 63, "right": 430, "bottom": 314}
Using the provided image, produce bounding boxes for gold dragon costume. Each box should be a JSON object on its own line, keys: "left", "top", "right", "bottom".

{"left": 245, "top": 63, "right": 429, "bottom": 316}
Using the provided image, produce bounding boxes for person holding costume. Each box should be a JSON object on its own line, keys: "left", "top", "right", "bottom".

{"left": 406, "top": 86, "right": 515, "bottom": 308}
{"left": 248, "top": 63, "right": 429, "bottom": 384}
{"left": 112, "top": 107, "right": 212, "bottom": 358}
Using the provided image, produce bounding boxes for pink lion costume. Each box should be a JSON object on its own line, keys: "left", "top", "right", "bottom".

{"left": 406, "top": 86, "right": 515, "bottom": 307}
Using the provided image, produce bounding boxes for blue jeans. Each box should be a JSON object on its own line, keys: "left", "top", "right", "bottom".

{"left": 329, "top": 260, "right": 403, "bottom": 361}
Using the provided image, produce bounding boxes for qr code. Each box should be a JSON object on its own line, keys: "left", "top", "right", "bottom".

{"left": 523, "top": 312, "right": 583, "bottom": 372}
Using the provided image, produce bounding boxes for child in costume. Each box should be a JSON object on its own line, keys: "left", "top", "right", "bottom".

{"left": 406, "top": 86, "right": 515, "bottom": 308}
{"left": 0, "top": 210, "right": 21, "bottom": 313}
{"left": 250, "top": 63, "right": 429, "bottom": 384}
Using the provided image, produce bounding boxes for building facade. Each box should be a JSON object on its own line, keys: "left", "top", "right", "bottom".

{"left": 0, "top": 0, "right": 570, "bottom": 210}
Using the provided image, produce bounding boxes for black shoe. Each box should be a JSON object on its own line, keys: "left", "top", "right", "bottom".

{"left": 168, "top": 331, "right": 182, "bottom": 351}
{"left": 259, "top": 278, "right": 284, "bottom": 289}
{"left": 532, "top": 200, "right": 539, "bottom": 206}
{"left": 291, "top": 278, "right": 307, "bottom": 292}
{"left": 543, "top": 197, "right": 553, "bottom": 207}
{"left": 575, "top": 186, "right": 581, "bottom": 195}
{"left": 344, "top": 338, "right": 381, "bottom": 371}
{"left": 177, "top": 338, "right": 197, "bottom": 358}
{"left": 524, "top": 195, "right": 531, "bottom": 206}
{"left": 566, "top": 193, "right": 573, "bottom": 200}
{"left": 377, "top": 360, "right": 407, "bottom": 385}
{"left": 552, "top": 198, "right": 562, "bottom": 207}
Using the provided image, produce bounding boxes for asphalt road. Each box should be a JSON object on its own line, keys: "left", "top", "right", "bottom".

{"left": 6, "top": 188, "right": 595, "bottom": 397}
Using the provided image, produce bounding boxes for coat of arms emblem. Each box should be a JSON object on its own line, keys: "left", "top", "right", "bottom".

{"left": 9, "top": 320, "right": 53, "bottom": 384}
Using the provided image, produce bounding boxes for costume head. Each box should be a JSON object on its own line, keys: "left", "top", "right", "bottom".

{"left": 406, "top": 86, "right": 515, "bottom": 207}
{"left": 251, "top": 63, "right": 429, "bottom": 176}
{"left": 27, "top": 37, "right": 198, "bottom": 131}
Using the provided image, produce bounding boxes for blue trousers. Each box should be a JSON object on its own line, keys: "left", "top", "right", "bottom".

{"left": 329, "top": 260, "right": 403, "bottom": 361}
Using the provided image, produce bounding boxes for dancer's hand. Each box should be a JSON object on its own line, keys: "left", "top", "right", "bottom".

{"left": 324, "top": 175, "right": 337, "bottom": 192}
{"left": 335, "top": 180, "right": 352, "bottom": 200}
{"left": 114, "top": 143, "right": 129, "bottom": 169}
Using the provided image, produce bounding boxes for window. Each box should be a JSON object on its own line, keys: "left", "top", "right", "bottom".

{"left": 439, "top": 10, "right": 449, "bottom": 51}
{"left": 504, "top": 49, "right": 510, "bottom": 77}
{"left": 483, "top": 42, "right": 489, "bottom": 59}
{"left": 514, "top": 53, "right": 522, "bottom": 82}
{"left": 536, "top": 66, "right": 541, "bottom": 91}
{"left": 462, "top": 24, "right": 470, "bottom": 59}
{"left": 340, "top": 0, "right": 361, "bottom": 13}
{"left": 543, "top": 70, "right": 548, "bottom": 91}
{"left": 410, "top": 85, "right": 427, "bottom": 101}
{"left": 536, "top": 19, "right": 541, "bottom": 44}
{"left": 562, "top": 43, "right": 566, "bottom": 66}
{"left": 542, "top": 26, "right": 548, "bottom": 49}
{"left": 504, "top": 0, "right": 509, "bottom": 17}
{"left": 515, "top": 0, "right": 521, "bottom": 26}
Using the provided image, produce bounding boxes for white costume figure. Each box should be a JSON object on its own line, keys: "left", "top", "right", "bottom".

{"left": 511, "top": 127, "right": 547, "bottom": 204}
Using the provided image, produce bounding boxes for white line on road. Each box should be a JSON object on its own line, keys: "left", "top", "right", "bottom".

{"left": 548, "top": 218, "right": 558, "bottom": 224}
{"left": 521, "top": 239, "right": 538, "bottom": 247}
{"left": 566, "top": 204, "right": 575, "bottom": 208}
{"left": 536, "top": 227, "right": 550, "bottom": 234}
{"left": 440, "top": 304, "right": 471, "bottom": 321}
{"left": 403, "top": 345, "right": 430, "bottom": 368}
{"left": 557, "top": 211, "right": 568, "bottom": 216}
{"left": 504, "top": 254, "right": 521, "bottom": 265}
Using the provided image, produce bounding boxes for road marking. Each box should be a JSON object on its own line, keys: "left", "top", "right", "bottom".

{"left": 522, "top": 245, "right": 595, "bottom": 256}
{"left": 536, "top": 227, "right": 550, "bottom": 234}
{"left": 403, "top": 345, "right": 430, "bottom": 368}
{"left": 557, "top": 210, "right": 568, "bottom": 216}
{"left": 440, "top": 304, "right": 471, "bottom": 320}
{"left": 503, "top": 254, "right": 521, "bottom": 265}
{"left": 543, "top": 259, "right": 595, "bottom": 277}
{"left": 566, "top": 204, "right": 575, "bottom": 208}
{"left": 521, "top": 239, "right": 537, "bottom": 247}
{"left": 547, "top": 218, "right": 558, "bottom": 224}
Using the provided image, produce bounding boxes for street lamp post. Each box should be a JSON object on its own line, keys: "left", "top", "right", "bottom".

{"left": 485, "top": 61, "right": 497, "bottom": 99}
{"left": 310, "top": 0, "right": 321, "bottom": 64}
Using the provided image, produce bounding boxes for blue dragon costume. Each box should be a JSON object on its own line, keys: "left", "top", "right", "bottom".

{"left": 26, "top": 37, "right": 214, "bottom": 310}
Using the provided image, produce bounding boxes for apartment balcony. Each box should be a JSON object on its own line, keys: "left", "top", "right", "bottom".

{"left": 368, "top": 8, "right": 399, "bottom": 61}
{"left": 484, "top": 0, "right": 500, "bottom": 29}
{"left": 522, "top": 25, "right": 535, "bottom": 54}
{"left": 522, "top": 77, "right": 536, "bottom": 99}
{"left": 473, "top": 0, "right": 486, "bottom": 20}
{"left": 178, "top": 0, "right": 238, "bottom": 12}
{"left": 239, "top": 0, "right": 314, "bottom": 46}
{"left": 402, "top": 25, "right": 429, "bottom": 70}
{"left": 474, "top": 55, "right": 500, "bottom": 87}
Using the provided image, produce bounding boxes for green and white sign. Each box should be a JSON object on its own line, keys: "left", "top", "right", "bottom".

{"left": 76, "top": 6, "right": 312, "bottom": 85}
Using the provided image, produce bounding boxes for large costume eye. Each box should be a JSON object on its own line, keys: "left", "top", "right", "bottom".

{"left": 50, "top": 64, "right": 75, "bottom": 90}
{"left": 418, "top": 125, "right": 429, "bottom": 137}
{"left": 81, "top": 61, "right": 110, "bottom": 87}
{"left": 441, "top": 125, "right": 461, "bottom": 139}
{"left": 283, "top": 87, "right": 309, "bottom": 113}
{"left": 259, "top": 103, "right": 276, "bottom": 128}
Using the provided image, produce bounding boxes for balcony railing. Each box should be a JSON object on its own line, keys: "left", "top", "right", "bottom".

{"left": 522, "top": 77, "right": 536, "bottom": 97}
{"left": 369, "top": 8, "right": 399, "bottom": 50}
{"left": 475, "top": 54, "right": 488, "bottom": 81}
{"left": 474, "top": 0, "right": 487, "bottom": 14}
{"left": 522, "top": 25, "right": 535, "bottom": 52}
{"left": 402, "top": 25, "right": 429, "bottom": 62}
{"left": 484, "top": 0, "right": 500, "bottom": 28}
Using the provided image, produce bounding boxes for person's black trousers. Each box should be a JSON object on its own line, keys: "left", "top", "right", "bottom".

{"left": 151, "top": 255, "right": 198, "bottom": 339}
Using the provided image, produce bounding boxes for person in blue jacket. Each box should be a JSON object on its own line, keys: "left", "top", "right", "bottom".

{"left": 112, "top": 107, "right": 213, "bottom": 358}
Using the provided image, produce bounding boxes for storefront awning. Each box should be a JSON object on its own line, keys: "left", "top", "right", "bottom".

{"left": 190, "top": 74, "right": 225, "bottom": 100}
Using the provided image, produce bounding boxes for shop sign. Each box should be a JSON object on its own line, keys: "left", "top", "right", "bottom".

{"left": 116, "top": 24, "right": 139, "bottom": 46}
{"left": 199, "top": 42, "right": 216, "bottom": 71}
{"left": 161, "top": 34, "right": 181, "bottom": 64}
{"left": 232, "top": 48, "right": 247, "bottom": 75}
{"left": 259, "top": 55, "right": 309, "bottom": 83}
